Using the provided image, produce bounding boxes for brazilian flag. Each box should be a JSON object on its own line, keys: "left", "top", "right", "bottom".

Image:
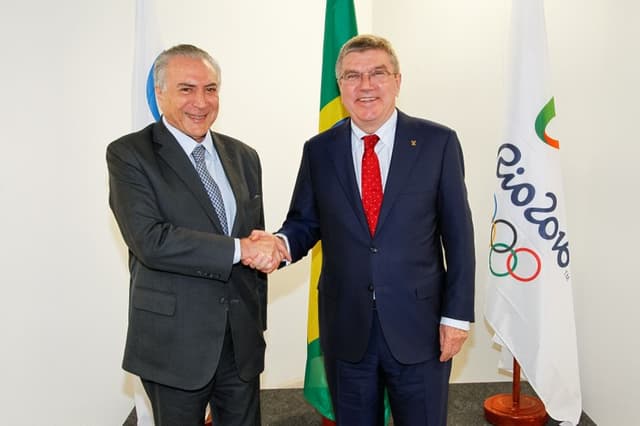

{"left": 303, "top": 2, "right": 392, "bottom": 424}
{"left": 302, "top": 0, "right": 357, "bottom": 421}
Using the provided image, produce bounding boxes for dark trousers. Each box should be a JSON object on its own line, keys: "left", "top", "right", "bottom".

{"left": 141, "top": 326, "right": 260, "bottom": 426}
{"left": 324, "top": 310, "right": 451, "bottom": 426}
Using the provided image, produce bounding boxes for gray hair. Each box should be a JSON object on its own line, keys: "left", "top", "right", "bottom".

{"left": 154, "top": 44, "right": 221, "bottom": 91}
{"left": 335, "top": 34, "right": 400, "bottom": 79}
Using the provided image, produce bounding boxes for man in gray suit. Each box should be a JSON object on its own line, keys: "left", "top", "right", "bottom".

{"left": 107, "top": 44, "right": 286, "bottom": 426}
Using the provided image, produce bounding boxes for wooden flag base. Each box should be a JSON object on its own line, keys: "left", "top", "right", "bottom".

{"left": 484, "top": 359, "right": 548, "bottom": 425}
{"left": 484, "top": 393, "right": 548, "bottom": 425}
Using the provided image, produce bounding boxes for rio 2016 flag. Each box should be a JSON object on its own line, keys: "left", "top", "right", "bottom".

{"left": 484, "top": 1, "right": 582, "bottom": 425}
{"left": 303, "top": 0, "right": 357, "bottom": 422}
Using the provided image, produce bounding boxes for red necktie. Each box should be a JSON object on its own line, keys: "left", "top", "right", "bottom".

{"left": 361, "top": 134, "right": 382, "bottom": 236}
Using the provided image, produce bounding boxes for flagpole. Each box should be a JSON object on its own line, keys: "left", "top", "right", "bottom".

{"left": 512, "top": 358, "right": 521, "bottom": 407}
{"left": 483, "top": 358, "right": 548, "bottom": 425}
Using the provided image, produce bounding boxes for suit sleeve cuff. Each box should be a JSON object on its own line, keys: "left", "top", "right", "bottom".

{"left": 275, "top": 233, "right": 291, "bottom": 266}
{"left": 440, "top": 317, "right": 470, "bottom": 331}
{"left": 233, "top": 238, "right": 241, "bottom": 264}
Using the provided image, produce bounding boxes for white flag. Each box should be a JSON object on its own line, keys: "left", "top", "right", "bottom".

{"left": 131, "top": 1, "right": 163, "bottom": 425}
{"left": 484, "top": 1, "right": 582, "bottom": 425}
{"left": 132, "top": 0, "right": 163, "bottom": 130}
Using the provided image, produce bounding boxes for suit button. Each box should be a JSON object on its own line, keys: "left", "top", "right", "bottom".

{"left": 370, "top": 246, "right": 378, "bottom": 254}
{"left": 219, "top": 297, "right": 226, "bottom": 304}
{"left": 368, "top": 284, "right": 374, "bottom": 292}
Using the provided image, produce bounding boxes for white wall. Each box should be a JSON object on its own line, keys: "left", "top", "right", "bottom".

{"left": 0, "top": 0, "right": 636, "bottom": 424}
{"left": 373, "top": 1, "right": 640, "bottom": 424}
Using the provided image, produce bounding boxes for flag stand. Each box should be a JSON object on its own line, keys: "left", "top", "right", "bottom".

{"left": 484, "top": 358, "right": 548, "bottom": 425}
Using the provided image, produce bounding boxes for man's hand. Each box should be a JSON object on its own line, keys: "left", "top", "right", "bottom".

{"left": 439, "top": 324, "right": 468, "bottom": 362}
{"left": 240, "top": 230, "right": 290, "bottom": 273}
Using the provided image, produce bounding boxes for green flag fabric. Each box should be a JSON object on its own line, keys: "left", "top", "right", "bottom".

{"left": 302, "top": 0, "right": 357, "bottom": 421}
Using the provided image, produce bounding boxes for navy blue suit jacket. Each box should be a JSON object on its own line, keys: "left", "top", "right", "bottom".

{"left": 279, "top": 110, "right": 475, "bottom": 364}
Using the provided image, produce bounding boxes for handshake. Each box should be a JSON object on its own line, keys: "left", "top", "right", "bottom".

{"left": 240, "top": 230, "right": 291, "bottom": 273}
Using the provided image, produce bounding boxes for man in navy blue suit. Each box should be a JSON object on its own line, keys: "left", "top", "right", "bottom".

{"left": 253, "top": 34, "right": 475, "bottom": 425}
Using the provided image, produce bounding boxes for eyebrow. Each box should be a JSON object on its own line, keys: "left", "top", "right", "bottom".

{"left": 343, "top": 65, "right": 389, "bottom": 73}
{"left": 176, "top": 82, "right": 218, "bottom": 88}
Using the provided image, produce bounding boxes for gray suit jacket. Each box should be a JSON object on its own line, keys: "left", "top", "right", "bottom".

{"left": 107, "top": 120, "right": 267, "bottom": 389}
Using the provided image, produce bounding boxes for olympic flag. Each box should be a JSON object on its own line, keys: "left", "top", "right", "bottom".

{"left": 131, "top": 0, "right": 163, "bottom": 424}
{"left": 484, "top": 1, "right": 582, "bottom": 424}
{"left": 132, "top": 0, "right": 162, "bottom": 129}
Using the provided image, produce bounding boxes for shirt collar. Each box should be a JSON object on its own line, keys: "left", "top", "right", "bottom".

{"left": 350, "top": 109, "right": 398, "bottom": 147}
{"left": 162, "top": 116, "right": 214, "bottom": 157}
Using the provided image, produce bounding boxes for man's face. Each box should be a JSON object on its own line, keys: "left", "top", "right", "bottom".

{"left": 338, "top": 49, "right": 401, "bottom": 134}
{"left": 156, "top": 56, "right": 219, "bottom": 142}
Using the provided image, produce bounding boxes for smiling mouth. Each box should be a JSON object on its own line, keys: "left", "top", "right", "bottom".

{"left": 186, "top": 112, "right": 208, "bottom": 121}
{"left": 357, "top": 96, "right": 377, "bottom": 103}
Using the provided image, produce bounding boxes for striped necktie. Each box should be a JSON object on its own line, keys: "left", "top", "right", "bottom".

{"left": 191, "top": 144, "right": 229, "bottom": 235}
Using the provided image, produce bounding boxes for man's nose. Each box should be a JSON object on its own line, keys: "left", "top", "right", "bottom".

{"left": 193, "top": 90, "right": 207, "bottom": 107}
{"left": 359, "top": 72, "right": 374, "bottom": 88}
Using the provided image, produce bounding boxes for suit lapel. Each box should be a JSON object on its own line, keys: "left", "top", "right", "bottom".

{"left": 327, "top": 119, "right": 370, "bottom": 236}
{"left": 153, "top": 122, "right": 225, "bottom": 233}
{"left": 377, "top": 112, "right": 424, "bottom": 232}
{"left": 212, "top": 133, "right": 248, "bottom": 236}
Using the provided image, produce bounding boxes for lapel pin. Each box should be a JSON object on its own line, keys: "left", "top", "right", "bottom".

{"left": 410, "top": 140, "right": 417, "bottom": 147}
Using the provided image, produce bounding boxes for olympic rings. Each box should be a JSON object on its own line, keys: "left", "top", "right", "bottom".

{"left": 490, "top": 219, "right": 516, "bottom": 253}
{"left": 489, "top": 219, "right": 542, "bottom": 282}
{"left": 507, "top": 248, "right": 542, "bottom": 282}
{"left": 489, "top": 243, "right": 517, "bottom": 277}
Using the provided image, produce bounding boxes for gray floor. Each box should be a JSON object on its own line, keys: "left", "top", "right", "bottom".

{"left": 124, "top": 382, "right": 596, "bottom": 425}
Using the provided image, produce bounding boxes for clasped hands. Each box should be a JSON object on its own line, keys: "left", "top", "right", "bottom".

{"left": 240, "top": 230, "right": 291, "bottom": 273}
